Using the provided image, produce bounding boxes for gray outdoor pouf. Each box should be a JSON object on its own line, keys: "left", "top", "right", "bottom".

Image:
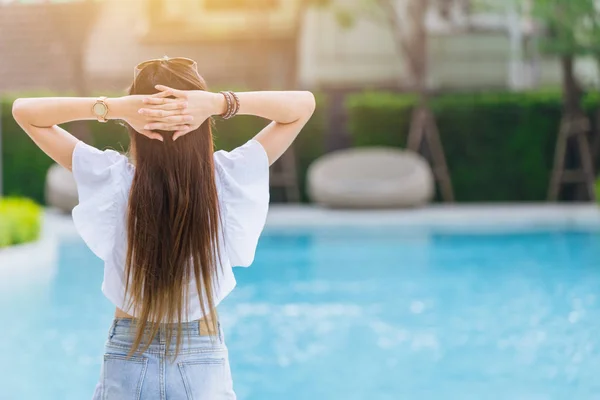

{"left": 45, "top": 163, "right": 78, "bottom": 213}
{"left": 307, "top": 147, "right": 435, "bottom": 209}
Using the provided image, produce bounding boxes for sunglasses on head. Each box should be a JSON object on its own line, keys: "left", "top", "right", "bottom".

{"left": 134, "top": 56, "right": 198, "bottom": 79}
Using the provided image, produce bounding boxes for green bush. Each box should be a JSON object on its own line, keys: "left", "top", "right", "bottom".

{"left": 5, "top": 91, "right": 598, "bottom": 203}
{"left": 1, "top": 100, "right": 55, "bottom": 204}
{"left": 0, "top": 197, "right": 42, "bottom": 248}
{"left": 1, "top": 95, "right": 328, "bottom": 203}
{"left": 347, "top": 91, "right": 600, "bottom": 202}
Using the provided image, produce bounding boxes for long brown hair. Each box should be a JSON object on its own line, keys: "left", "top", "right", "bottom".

{"left": 124, "top": 60, "right": 221, "bottom": 356}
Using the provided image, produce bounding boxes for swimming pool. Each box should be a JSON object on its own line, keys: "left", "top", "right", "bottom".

{"left": 2, "top": 226, "right": 600, "bottom": 399}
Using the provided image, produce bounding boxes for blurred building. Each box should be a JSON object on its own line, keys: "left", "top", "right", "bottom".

{"left": 302, "top": 3, "right": 599, "bottom": 91}
{"left": 0, "top": 0, "right": 597, "bottom": 94}
{"left": 0, "top": 0, "right": 302, "bottom": 93}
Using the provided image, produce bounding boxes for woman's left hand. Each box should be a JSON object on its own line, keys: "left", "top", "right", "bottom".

{"left": 139, "top": 85, "right": 223, "bottom": 141}
{"left": 118, "top": 95, "right": 189, "bottom": 141}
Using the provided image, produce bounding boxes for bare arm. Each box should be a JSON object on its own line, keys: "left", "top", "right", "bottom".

{"left": 12, "top": 97, "right": 101, "bottom": 170}
{"left": 142, "top": 88, "right": 316, "bottom": 166}
{"left": 235, "top": 91, "right": 316, "bottom": 165}
{"left": 12, "top": 96, "right": 188, "bottom": 170}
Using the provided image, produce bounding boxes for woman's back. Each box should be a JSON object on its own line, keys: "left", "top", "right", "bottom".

{"left": 72, "top": 138, "right": 270, "bottom": 322}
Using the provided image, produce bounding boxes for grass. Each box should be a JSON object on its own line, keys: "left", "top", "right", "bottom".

{"left": 0, "top": 197, "right": 42, "bottom": 248}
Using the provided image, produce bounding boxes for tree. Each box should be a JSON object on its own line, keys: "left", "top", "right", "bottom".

{"left": 533, "top": 0, "right": 600, "bottom": 112}
{"left": 531, "top": 0, "right": 600, "bottom": 200}
{"left": 312, "top": 0, "right": 459, "bottom": 91}
{"left": 308, "top": 0, "right": 460, "bottom": 201}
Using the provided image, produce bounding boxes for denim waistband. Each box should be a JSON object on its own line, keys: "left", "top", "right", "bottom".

{"left": 106, "top": 318, "right": 227, "bottom": 354}
{"left": 110, "top": 318, "right": 219, "bottom": 335}
{"left": 106, "top": 318, "right": 225, "bottom": 355}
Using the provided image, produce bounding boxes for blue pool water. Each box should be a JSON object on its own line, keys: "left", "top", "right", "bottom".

{"left": 2, "top": 227, "right": 600, "bottom": 399}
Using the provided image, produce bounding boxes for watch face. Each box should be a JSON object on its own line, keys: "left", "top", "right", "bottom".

{"left": 93, "top": 102, "right": 107, "bottom": 116}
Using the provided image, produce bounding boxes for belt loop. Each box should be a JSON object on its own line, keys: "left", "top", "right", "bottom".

{"left": 159, "top": 324, "right": 165, "bottom": 345}
{"left": 108, "top": 319, "right": 117, "bottom": 340}
{"left": 218, "top": 321, "right": 223, "bottom": 344}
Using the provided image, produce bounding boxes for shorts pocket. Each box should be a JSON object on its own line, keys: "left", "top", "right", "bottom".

{"left": 178, "top": 357, "right": 234, "bottom": 400}
{"left": 102, "top": 354, "right": 148, "bottom": 400}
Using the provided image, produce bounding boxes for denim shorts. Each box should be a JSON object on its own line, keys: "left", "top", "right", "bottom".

{"left": 92, "top": 318, "right": 236, "bottom": 400}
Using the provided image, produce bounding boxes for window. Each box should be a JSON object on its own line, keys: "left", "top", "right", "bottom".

{"left": 204, "top": 0, "right": 278, "bottom": 11}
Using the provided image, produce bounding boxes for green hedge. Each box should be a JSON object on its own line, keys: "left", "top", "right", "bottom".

{"left": 1, "top": 100, "right": 55, "bottom": 204}
{"left": 1, "top": 96, "right": 327, "bottom": 204}
{"left": 4, "top": 91, "right": 599, "bottom": 204}
{"left": 0, "top": 197, "right": 42, "bottom": 248}
{"left": 348, "top": 91, "right": 600, "bottom": 202}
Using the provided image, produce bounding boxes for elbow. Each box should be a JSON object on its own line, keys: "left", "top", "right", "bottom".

{"left": 12, "top": 98, "right": 29, "bottom": 123}
{"left": 303, "top": 91, "right": 316, "bottom": 116}
{"left": 288, "top": 91, "right": 315, "bottom": 124}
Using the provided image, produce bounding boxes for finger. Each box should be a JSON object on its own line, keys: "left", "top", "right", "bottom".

{"left": 139, "top": 108, "right": 167, "bottom": 118}
{"left": 142, "top": 131, "right": 164, "bottom": 142}
{"left": 155, "top": 85, "right": 187, "bottom": 99}
{"left": 139, "top": 108, "right": 186, "bottom": 118}
{"left": 142, "top": 97, "right": 167, "bottom": 105}
{"left": 174, "top": 125, "right": 199, "bottom": 141}
{"left": 150, "top": 86, "right": 187, "bottom": 100}
{"left": 170, "top": 124, "right": 190, "bottom": 132}
{"left": 173, "top": 129, "right": 191, "bottom": 142}
{"left": 158, "top": 115, "right": 194, "bottom": 124}
{"left": 150, "top": 101, "right": 188, "bottom": 111}
{"left": 144, "top": 122, "right": 170, "bottom": 131}
{"left": 144, "top": 122, "right": 190, "bottom": 131}
{"left": 142, "top": 97, "right": 182, "bottom": 105}
{"left": 144, "top": 96, "right": 185, "bottom": 105}
{"left": 150, "top": 89, "right": 175, "bottom": 99}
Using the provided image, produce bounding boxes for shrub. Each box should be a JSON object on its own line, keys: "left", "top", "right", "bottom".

{"left": 1, "top": 95, "right": 328, "bottom": 203}
{"left": 0, "top": 197, "right": 42, "bottom": 248}
{"left": 347, "top": 91, "right": 600, "bottom": 202}
{"left": 1, "top": 99, "right": 55, "bottom": 204}
{"left": 5, "top": 91, "right": 598, "bottom": 203}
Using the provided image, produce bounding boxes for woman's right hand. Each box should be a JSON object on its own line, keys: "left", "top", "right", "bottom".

{"left": 116, "top": 95, "right": 191, "bottom": 142}
{"left": 139, "top": 86, "right": 225, "bottom": 141}
{"left": 139, "top": 87, "right": 317, "bottom": 166}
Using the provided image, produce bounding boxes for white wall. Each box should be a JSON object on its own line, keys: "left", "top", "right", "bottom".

{"left": 299, "top": 7, "right": 403, "bottom": 88}
{"left": 299, "top": 6, "right": 598, "bottom": 90}
{"left": 86, "top": 1, "right": 598, "bottom": 91}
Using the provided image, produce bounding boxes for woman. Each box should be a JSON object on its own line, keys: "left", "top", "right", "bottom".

{"left": 12, "top": 57, "right": 315, "bottom": 399}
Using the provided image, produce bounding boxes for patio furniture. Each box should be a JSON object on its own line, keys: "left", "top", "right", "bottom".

{"left": 307, "top": 148, "right": 434, "bottom": 208}
{"left": 45, "top": 164, "right": 78, "bottom": 213}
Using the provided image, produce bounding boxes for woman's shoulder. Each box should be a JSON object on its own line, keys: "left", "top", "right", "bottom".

{"left": 71, "top": 141, "right": 134, "bottom": 212}
{"left": 71, "top": 141, "right": 132, "bottom": 261}
{"left": 73, "top": 141, "right": 133, "bottom": 182}
{"left": 213, "top": 139, "right": 269, "bottom": 187}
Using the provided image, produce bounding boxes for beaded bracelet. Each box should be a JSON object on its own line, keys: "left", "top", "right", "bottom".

{"left": 228, "top": 91, "right": 239, "bottom": 119}
{"left": 230, "top": 91, "right": 240, "bottom": 116}
{"left": 219, "top": 91, "right": 232, "bottom": 119}
{"left": 219, "top": 91, "right": 240, "bottom": 119}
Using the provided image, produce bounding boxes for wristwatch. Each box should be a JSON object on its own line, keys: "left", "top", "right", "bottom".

{"left": 92, "top": 96, "right": 109, "bottom": 123}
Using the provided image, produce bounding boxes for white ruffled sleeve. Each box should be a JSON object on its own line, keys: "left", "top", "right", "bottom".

{"left": 71, "top": 141, "right": 130, "bottom": 261}
{"left": 214, "top": 139, "right": 270, "bottom": 267}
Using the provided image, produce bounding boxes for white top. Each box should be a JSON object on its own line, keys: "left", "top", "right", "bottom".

{"left": 71, "top": 139, "right": 270, "bottom": 321}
